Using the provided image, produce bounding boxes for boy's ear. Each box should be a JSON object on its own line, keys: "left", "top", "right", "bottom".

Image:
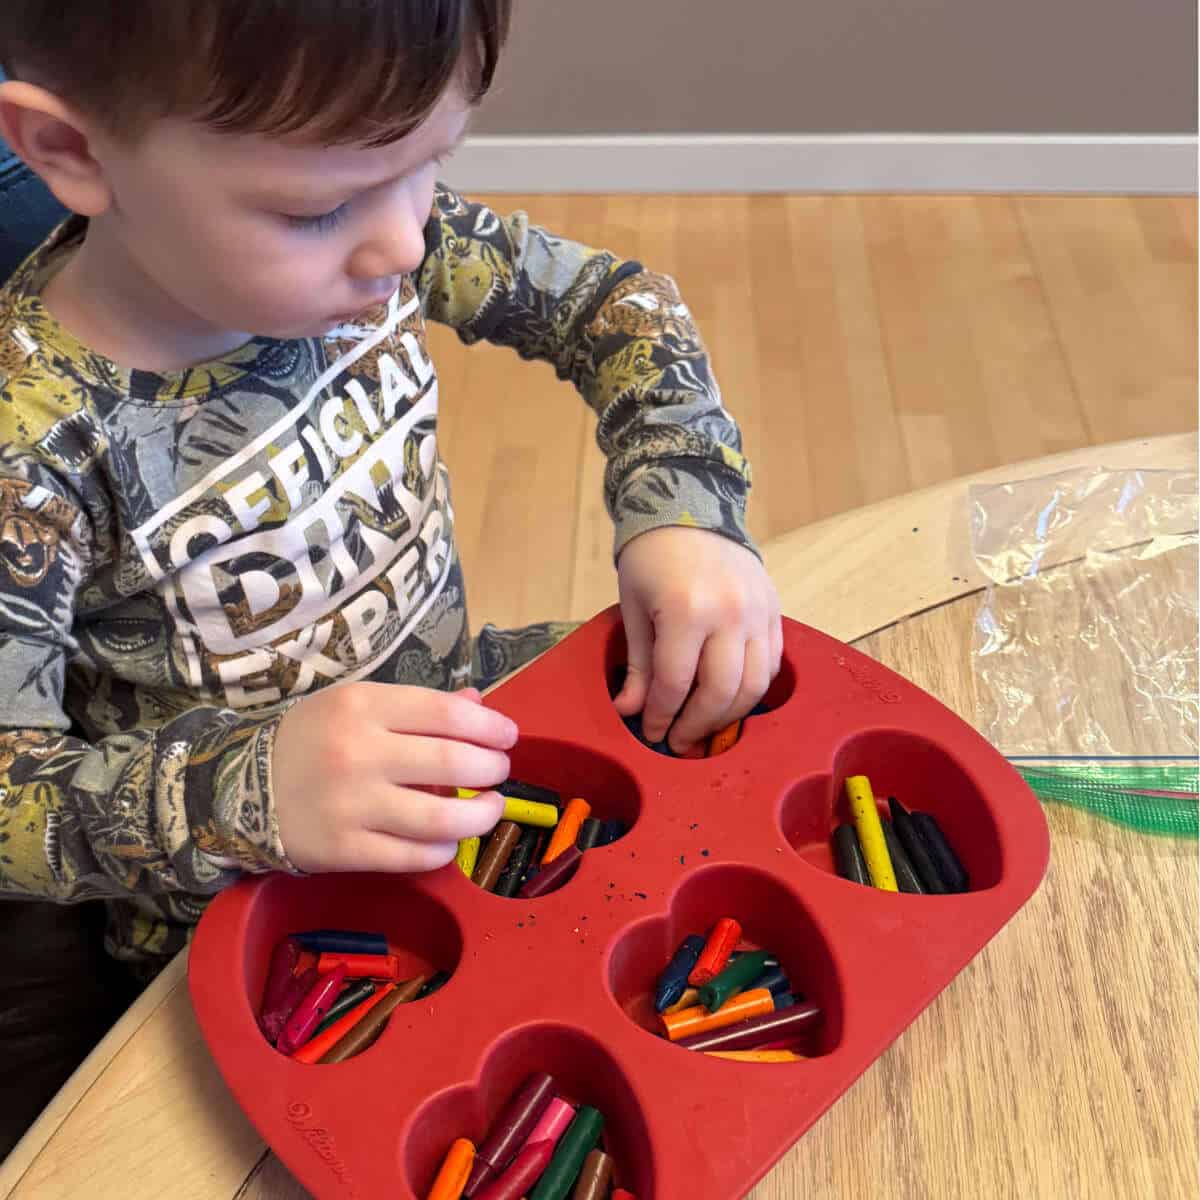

{"left": 0, "top": 80, "right": 112, "bottom": 217}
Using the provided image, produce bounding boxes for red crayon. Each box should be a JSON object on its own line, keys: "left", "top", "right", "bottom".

{"left": 262, "top": 964, "right": 317, "bottom": 1045}
{"left": 259, "top": 939, "right": 300, "bottom": 1040}
{"left": 316, "top": 951, "right": 403, "bottom": 980}
{"left": 688, "top": 918, "right": 742, "bottom": 987}
{"left": 471, "top": 1138, "right": 554, "bottom": 1200}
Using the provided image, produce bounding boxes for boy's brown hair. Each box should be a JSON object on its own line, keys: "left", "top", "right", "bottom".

{"left": 0, "top": 0, "right": 510, "bottom": 146}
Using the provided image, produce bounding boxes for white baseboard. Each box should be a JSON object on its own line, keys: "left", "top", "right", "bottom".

{"left": 443, "top": 134, "right": 1198, "bottom": 194}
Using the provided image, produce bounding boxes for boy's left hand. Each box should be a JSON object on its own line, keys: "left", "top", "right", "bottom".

{"left": 613, "top": 526, "right": 783, "bottom": 754}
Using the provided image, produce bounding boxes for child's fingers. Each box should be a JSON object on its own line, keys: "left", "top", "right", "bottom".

{"left": 373, "top": 685, "right": 518, "bottom": 748}
{"left": 613, "top": 600, "right": 653, "bottom": 715}
{"left": 380, "top": 735, "right": 511, "bottom": 790}
{"left": 666, "top": 632, "right": 744, "bottom": 752}
{"left": 334, "top": 832, "right": 460, "bottom": 875}
{"left": 366, "top": 787, "right": 505, "bottom": 844}
{"left": 641, "top": 625, "right": 706, "bottom": 743}
{"left": 768, "top": 607, "right": 784, "bottom": 677}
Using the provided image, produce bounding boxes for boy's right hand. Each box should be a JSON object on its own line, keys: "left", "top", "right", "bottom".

{"left": 272, "top": 684, "right": 513, "bottom": 874}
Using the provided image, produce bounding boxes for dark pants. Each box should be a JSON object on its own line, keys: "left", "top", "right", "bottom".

{"left": 0, "top": 901, "right": 142, "bottom": 1159}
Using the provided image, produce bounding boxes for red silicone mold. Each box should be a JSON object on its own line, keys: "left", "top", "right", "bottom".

{"left": 189, "top": 607, "right": 1049, "bottom": 1199}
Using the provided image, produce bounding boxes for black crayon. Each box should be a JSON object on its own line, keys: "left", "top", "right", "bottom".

{"left": 881, "top": 820, "right": 925, "bottom": 894}
{"left": 911, "top": 811, "right": 970, "bottom": 893}
{"left": 494, "top": 827, "right": 541, "bottom": 898}
{"left": 576, "top": 817, "right": 604, "bottom": 851}
{"left": 888, "top": 798, "right": 947, "bottom": 894}
{"left": 832, "top": 823, "right": 870, "bottom": 885}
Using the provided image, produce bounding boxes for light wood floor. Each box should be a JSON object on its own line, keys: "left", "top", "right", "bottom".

{"left": 433, "top": 195, "right": 1198, "bottom": 631}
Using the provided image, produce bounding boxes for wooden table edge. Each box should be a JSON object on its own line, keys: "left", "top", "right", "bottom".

{"left": 2, "top": 430, "right": 1194, "bottom": 1195}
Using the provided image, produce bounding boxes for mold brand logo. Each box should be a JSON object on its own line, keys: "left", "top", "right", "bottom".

{"left": 286, "top": 1102, "right": 358, "bottom": 1193}
{"left": 832, "top": 654, "right": 902, "bottom": 704}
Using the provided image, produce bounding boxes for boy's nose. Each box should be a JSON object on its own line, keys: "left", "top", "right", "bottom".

{"left": 347, "top": 220, "right": 427, "bottom": 281}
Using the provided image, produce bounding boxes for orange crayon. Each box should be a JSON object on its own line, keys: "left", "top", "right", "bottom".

{"left": 661, "top": 986, "right": 775, "bottom": 1041}
{"left": 541, "top": 798, "right": 591, "bottom": 864}
{"left": 426, "top": 1137, "right": 475, "bottom": 1200}
{"left": 290, "top": 983, "right": 395, "bottom": 1064}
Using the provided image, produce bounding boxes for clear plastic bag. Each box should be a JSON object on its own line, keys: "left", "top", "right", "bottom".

{"left": 970, "top": 464, "right": 1198, "bottom": 834}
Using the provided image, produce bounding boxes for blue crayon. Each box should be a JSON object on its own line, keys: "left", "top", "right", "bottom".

{"left": 751, "top": 966, "right": 793, "bottom": 999}
{"left": 772, "top": 991, "right": 797, "bottom": 1012}
{"left": 598, "top": 820, "right": 628, "bottom": 847}
{"left": 291, "top": 930, "right": 388, "bottom": 956}
{"left": 654, "top": 934, "right": 706, "bottom": 1012}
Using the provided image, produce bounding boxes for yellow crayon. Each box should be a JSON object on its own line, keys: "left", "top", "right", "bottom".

{"left": 704, "top": 1049, "right": 807, "bottom": 1063}
{"left": 501, "top": 797, "right": 559, "bottom": 828}
{"left": 844, "top": 775, "right": 897, "bottom": 891}
{"left": 662, "top": 986, "right": 702, "bottom": 1015}
{"left": 455, "top": 836, "right": 480, "bottom": 878}
{"left": 456, "top": 788, "right": 478, "bottom": 799}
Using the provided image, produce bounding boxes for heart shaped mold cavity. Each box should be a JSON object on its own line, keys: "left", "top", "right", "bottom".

{"left": 607, "top": 865, "right": 844, "bottom": 1058}
{"left": 780, "top": 730, "right": 1004, "bottom": 893}
{"left": 459, "top": 737, "right": 643, "bottom": 900}
{"left": 603, "top": 621, "right": 798, "bottom": 757}
{"left": 404, "top": 1023, "right": 657, "bottom": 1197}
{"left": 241, "top": 873, "right": 463, "bottom": 1059}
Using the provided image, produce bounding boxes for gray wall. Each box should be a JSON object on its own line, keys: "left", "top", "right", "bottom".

{"left": 475, "top": 0, "right": 1198, "bottom": 135}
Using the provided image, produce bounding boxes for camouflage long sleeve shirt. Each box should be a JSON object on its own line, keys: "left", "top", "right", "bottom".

{"left": 0, "top": 185, "right": 755, "bottom": 967}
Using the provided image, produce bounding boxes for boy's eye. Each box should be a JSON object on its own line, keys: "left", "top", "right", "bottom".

{"left": 282, "top": 203, "right": 349, "bottom": 234}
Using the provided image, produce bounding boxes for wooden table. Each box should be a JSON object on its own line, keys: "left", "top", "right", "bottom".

{"left": 2, "top": 434, "right": 1195, "bottom": 1200}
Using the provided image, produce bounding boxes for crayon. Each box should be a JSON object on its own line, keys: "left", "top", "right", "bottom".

{"left": 291, "top": 930, "right": 389, "bottom": 956}
{"left": 259, "top": 939, "right": 302, "bottom": 1041}
{"left": 463, "top": 1072, "right": 556, "bottom": 1196}
{"left": 597, "top": 820, "right": 628, "bottom": 847}
{"left": 661, "top": 986, "right": 702, "bottom": 1015}
{"left": 417, "top": 970, "right": 453, "bottom": 999}
{"left": 750, "top": 967, "right": 793, "bottom": 1001}
{"left": 313, "top": 979, "right": 378, "bottom": 1035}
{"left": 541, "top": 799, "right": 591, "bottom": 865}
{"left": 832, "top": 823, "right": 870, "bottom": 885}
{"left": 316, "top": 951, "right": 404, "bottom": 980}
{"left": 494, "top": 827, "right": 541, "bottom": 898}
{"left": 525, "top": 1097, "right": 576, "bottom": 1150}
{"left": 456, "top": 836, "right": 481, "bottom": 878}
{"left": 474, "top": 821, "right": 521, "bottom": 891}
{"left": 571, "top": 1149, "right": 614, "bottom": 1200}
{"left": 518, "top": 845, "right": 583, "bottom": 899}
{"left": 294, "top": 949, "right": 319, "bottom": 976}
{"left": 910, "top": 811, "right": 969, "bottom": 892}
{"left": 661, "top": 987, "right": 777, "bottom": 1041}
{"left": 881, "top": 820, "right": 925, "bottom": 894}
{"left": 729, "top": 951, "right": 779, "bottom": 967}
{"left": 707, "top": 719, "right": 741, "bottom": 757}
{"left": 887, "top": 797, "right": 947, "bottom": 894}
{"left": 318, "top": 974, "right": 427, "bottom": 1064}
{"left": 575, "top": 817, "right": 604, "bottom": 851}
{"left": 472, "top": 1138, "right": 554, "bottom": 1200}
{"left": 498, "top": 779, "right": 562, "bottom": 808}
{"left": 676, "top": 1000, "right": 822, "bottom": 1052}
{"left": 653, "top": 934, "right": 706, "bottom": 1012}
{"left": 501, "top": 797, "right": 560, "bottom": 828}
{"left": 263, "top": 965, "right": 319, "bottom": 1045}
{"left": 688, "top": 918, "right": 742, "bottom": 987}
{"left": 529, "top": 1106, "right": 604, "bottom": 1200}
{"left": 699, "top": 949, "right": 771, "bottom": 1012}
{"left": 291, "top": 983, "right": 395, "bottom": 1064}
{"left": 704, "top": 1049, "right": 806, "bottom": 1063}
{"left": 276, "top": 963, "right": 347, "bottom": 1056}
{"left": 427, "top": 1137, "right": 476, "bottom": 1200}
{"left": 845, "top": 775, "right": 897, "bottom": 891}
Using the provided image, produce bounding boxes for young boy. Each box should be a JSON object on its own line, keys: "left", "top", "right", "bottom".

{"left": 0, "top": 0, "right": 780, "bottom": 985}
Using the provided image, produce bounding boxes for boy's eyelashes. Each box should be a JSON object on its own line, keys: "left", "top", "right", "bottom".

{"left": 283, "top": 203, "right": 350, "bottom": 235}
{"left": 275, "top": 149, "right": 457, "bottom": 234}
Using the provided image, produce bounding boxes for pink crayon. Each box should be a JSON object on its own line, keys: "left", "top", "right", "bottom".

{"left": 276, "top": 963, "right": 347, "bottom": 1055}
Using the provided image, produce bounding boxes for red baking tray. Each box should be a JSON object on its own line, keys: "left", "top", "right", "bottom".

{"left": 189, "top": 606, "right": 1049, "bottom": 1199}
